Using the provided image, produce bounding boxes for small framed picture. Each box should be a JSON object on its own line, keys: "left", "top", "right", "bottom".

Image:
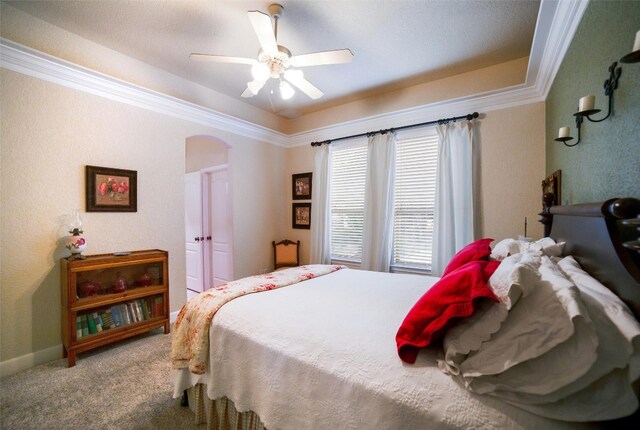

{"left": 86, "top": 165, "right": 137, "bottom": 212}
{"left": 292, "top": 172, "right": 312, "bottom": 200}
{"left": 292, "top": 203, "right": 311, "bottom": 229}
{"left": 541, "top": 170, "right": 561, "bottom": 208}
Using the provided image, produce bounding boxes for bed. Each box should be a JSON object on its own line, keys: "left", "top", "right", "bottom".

{"left": 171, "top": 196, "right": 640, "bottom": 430}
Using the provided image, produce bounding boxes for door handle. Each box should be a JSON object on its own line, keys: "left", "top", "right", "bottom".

{"left": 206, "top": 236, "right": 212, "bottom": 241}
{"left": 200, "top": 236, "right": 205, "bottom": 241}
{"left": 195, "top": 237, "right": 200, "bottom": 242}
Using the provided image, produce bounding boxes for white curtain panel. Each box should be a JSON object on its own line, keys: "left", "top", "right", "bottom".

{"left": 361, "top": 132, "right": 397, "bottom": 272}
{"left": 431, "top": 121, "right": 477, "bottom": 276}
{"left": 310, "top": 144, "right": 332, "bottom": 264}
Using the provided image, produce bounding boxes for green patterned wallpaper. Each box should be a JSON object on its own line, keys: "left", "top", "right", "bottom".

{"left": 546, "top": 0, "right": 640, "bottom": 204}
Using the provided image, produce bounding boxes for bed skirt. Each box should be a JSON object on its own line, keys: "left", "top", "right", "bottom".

{"left": 187, "top": 384, "right": 267, "bottom": 430}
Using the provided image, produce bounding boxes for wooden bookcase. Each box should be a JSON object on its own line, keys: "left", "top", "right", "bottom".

{"left": 61, "top": 249, "right": 170, "bottom": 367}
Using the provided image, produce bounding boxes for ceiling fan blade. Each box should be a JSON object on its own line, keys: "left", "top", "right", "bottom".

{"left": 190, "top": 54, "right": 258, "bottom": 65}
{"left": 247, "top": 10, "right": 278, "bottom": 57}
{"left": 241, "top": 79, "right": 266, "bottom": 98}
{"left": 290, "top": 49, "right": 354, "bottom": 68}
{"left": 284, "top": 71, "right": 323, "bottom": 99}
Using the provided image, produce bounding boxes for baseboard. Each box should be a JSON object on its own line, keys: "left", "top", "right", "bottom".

{"left": 0, "top": 344, "right": 62, "bottom": 378}
{"left": 2, "top": 314, "right": 180, "bottom": 377}
{"left": 170, "top": 310, "right": 180, "bottom": 324}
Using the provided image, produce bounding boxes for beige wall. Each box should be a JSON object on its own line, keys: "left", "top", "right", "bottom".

{"left": 185, "top": 136, "right": 229, "bottom": 173}
{"left": 0, "top": 69, "right": 285, "bottom": 364}
{"left": 479, "top": 103, "right": 545, "bottom": 241}
{"left": 284, "top": 146, "right": 316, "bottom": 264}
{"left": 284, "top": 102, "right": 545, "bottom": 263}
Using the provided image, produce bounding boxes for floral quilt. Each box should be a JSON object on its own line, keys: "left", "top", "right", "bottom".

{"left": 171, "top": 264, "right": 346, "bottom": 374}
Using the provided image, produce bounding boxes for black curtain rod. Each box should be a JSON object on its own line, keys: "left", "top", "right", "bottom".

{"left": 310, "top": 112, "right": 479, "bottom": 147}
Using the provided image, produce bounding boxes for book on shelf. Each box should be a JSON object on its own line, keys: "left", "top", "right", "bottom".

{"left": 127, "top": 302, "right": 138, "bottom": 323}
{"left": 120, "top": 304, "right": 130, "bottom": 325}
{"left": 140, "top": 299, "right": 150, "bottom": 320}
{"left": 111, "top": 305, "right": 122, "bottom": 327}
{"left": 94, "top": 312, "right": 104, "bottom": 332}
{"left": 102, "top": 308, "right": 116, "bottom": 329}
{"left": 136, "top": 300, "right": 145, "bottom": 321}
{"left": 81, "top": 314, "right": 89, "bottom": 337}
{"left": 87, "top": 313, "right": 97, "bottom": 334}
{"left": 154, "top": 296, "right": 163, "bottom": 317}
{"left": 76, "top": 316, "right": 82, "bottom": 339}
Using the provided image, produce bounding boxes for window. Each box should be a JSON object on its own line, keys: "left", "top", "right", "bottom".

{"left": 329, "top": 130, "right": 439, "bottom": 272}
{"left": 330, "top": 141, "right": 367, "bottom": 261}
{"left": 392, "top": 133, "right": 439, "bottom": 270}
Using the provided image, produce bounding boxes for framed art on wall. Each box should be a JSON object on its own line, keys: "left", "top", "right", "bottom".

{"left": 292, "top": 172, "right": 312, "bottom": 200}
{"left": 292, "top": 203, "right": 311, "bottom": 229}
{"left": 541, "top": 169, "right": 561, "bottom": 208}
{"left": 86, "top": 165, "right": 137, "bottom": 212}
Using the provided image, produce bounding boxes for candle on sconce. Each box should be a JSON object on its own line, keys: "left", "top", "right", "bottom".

{"left": 579, "top": 95, "right": 595, "bottom": 112}
{"left": 558, "top": 127, "right": 570, "bottom": 138}
{"left": 633, "top": 30, "right": 640, "bottom": 52}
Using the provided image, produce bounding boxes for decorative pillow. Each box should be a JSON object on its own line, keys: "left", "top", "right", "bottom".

{"left": 396, "top": 259, "right": 499, "bottom": 364}
{"left": 556, "top": 256, "right": 640, "bottom": 389}
{"left": 490, "top": 237, "right": 565, "bottom": 260}
{"left": 486, "top": 256, "right": 640, "bottom": 421}
{"left": 442, "top": 238, "right": 494, "bottom": 276}
{"left": 439, "top": 251, "right": 540, "bottom": 374}
{"left": 442, "top": 256, "right": 598, "bottom": 396}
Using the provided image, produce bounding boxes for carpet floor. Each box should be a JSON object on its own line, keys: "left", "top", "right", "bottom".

{"left": 0, "top": 330, "right": 200, "bottom": 429}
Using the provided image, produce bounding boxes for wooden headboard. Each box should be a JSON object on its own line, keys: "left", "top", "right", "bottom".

{"left": 540, "top": 196, "right": 640, "bottom": 319}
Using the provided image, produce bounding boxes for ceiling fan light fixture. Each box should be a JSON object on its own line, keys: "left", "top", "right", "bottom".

{"left": 247, "top": 80, "right": 265, "bottom": 95}
{"left": 191, "top": 3, "right": 353, "bottom": 101}
{"left": 280, "top": 80, "right": 295, "bottom": 100}
{"left": 283, "top": 69, "right": 303, "bottom": 81}
{"left": 251, "top": 63, "right": 271, "bottom": 81}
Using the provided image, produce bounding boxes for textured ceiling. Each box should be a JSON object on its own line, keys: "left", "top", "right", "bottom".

{"left": 4, "top": 0, "right": 540, "bottom": 119}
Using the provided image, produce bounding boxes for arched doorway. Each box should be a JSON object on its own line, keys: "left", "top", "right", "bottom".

{"left": 185, "top": 136, "right": 233, "bottom": 299}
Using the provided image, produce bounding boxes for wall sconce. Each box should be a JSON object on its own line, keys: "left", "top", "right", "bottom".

{"left": 555, "top": 29, "right": 639, "bottom": 147}
{"left": 555, "top": 62, "right": 621, "bottom": 147}
{"left": 620, "top": 30, "right": 640, "bottom": 63}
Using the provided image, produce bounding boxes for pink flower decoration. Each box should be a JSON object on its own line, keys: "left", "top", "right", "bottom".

{"left": 99, "top": 183, "right": 108, "bottom": 196}
{"left": 111, "top": 183, "right": 119, "bottom": 191}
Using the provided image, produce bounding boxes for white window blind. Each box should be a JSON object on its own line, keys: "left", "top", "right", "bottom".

{"left": 392, "top": 133, "right": 439, "bottom": 269}
{"left": 330, "top": 141, "right": 367, "bottom": 261}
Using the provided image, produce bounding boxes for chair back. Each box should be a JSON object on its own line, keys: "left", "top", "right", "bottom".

{"left": 273, "top": 239, "right": 300, "bottom": 270}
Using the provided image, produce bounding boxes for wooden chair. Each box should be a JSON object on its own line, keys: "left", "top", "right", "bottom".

{"left": 272, "top": 239, "right": 300, "bottom": 270}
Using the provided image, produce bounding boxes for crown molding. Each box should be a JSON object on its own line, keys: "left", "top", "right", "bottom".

{"left": 0, "top": 38, "right": 289, "bottom": 147}
{"left": 0, "top": 0, "right": 583, "bottom": 149}
{"left": 531, "top": 0, "right": 588, "bottom": 97}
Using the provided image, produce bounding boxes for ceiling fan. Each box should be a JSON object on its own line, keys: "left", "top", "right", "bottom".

{"left": 190, "top": 3, "right": 353, "bottom": 100}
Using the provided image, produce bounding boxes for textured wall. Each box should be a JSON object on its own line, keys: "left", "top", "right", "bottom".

{"left": 185, "top": 136, "right": 229, "bottom": 173}
{"left": 546, "top": 1, "right": 640, "bottom": 203}
{"left": 0, "top": 69, "right": 285, "bottom": 363}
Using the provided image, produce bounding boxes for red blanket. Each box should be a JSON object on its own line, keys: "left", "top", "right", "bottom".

{"left": 396, "top": 259, "right": 500, "bottom": 363}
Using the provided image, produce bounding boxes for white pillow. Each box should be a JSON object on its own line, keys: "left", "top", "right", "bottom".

{"left": 439, "top": 251, "right": 539, "bottom": 374}
{"left": 457, "top": 257, "right": 598, "bottom": 395}
{"left": 490, "top": 237, "right": 565, "bottom": 260}
{"left": 558, "top": 255, "right": 640, "bottom": 381}
{"left": 504, "top": 368, "right": 639, "bottom": 422}
{"left": 458, "top": 256, "right": 640, "bottom": 421}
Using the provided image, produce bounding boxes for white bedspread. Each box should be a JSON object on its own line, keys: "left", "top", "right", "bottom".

{"left": 173, "top": 269, "right": 597, "bottom": 430}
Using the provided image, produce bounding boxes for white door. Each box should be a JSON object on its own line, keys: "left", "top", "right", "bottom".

{"left": 205, "top": 167, "right": 233, "bottom": 288}
{"left": 185, "top": 172, "right": 204, "bottom": 293}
